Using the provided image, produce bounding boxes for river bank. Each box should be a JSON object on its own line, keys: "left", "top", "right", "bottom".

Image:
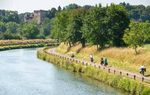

{"left": 37, "top": 48, "right": 150, "bottom": 95}
{"left": 0, "top": 39, "right": 58, "bottom": 51}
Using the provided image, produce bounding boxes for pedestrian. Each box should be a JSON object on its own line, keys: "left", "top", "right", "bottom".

{"left": 139, "top": 65, "right": 146, "bottom": 75}
{"left": 100, "top": 58, "right": 104, "bottom": 65}
{"left": 104, "top": 57, "right": 108, "bottom": 66}
{"left": 90, "top": 54, "right": 94, "bottom": 63}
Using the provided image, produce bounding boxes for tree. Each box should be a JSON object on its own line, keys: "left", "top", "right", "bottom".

{"left": 66, "top": 9, "right": 86, "bottom": 47}
{"left": 6, "top": 22, "right": 19, "bottom": 33}
{"left": 0, "top": 21, "right": 6, "bottom": 33}
{"left": 106, "top": 4, "right": 130, "bottom": 46}
{"left": 39, "top": 18, "right": 51, "bottom": 38}
{"left": 81, "top": 6, "right": 110, "bottom": 49}
{"left": 123, "top": 22, "right": 150, "bottom": 54}
{"left": 58, "top": 6, "right": 62, "bottom": 11}
{"left": 65, "top": 4, "right": 80, "bottom": 10}
{"left": 20, "top": 23, "right": 40, "bottom": 39}
{"left": 51, "top": 11, "right": 69, "bottom": 42}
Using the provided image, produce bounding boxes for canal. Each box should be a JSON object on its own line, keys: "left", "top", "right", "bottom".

{"left": 0, "top": 48, "right": 128, "bottom": 95}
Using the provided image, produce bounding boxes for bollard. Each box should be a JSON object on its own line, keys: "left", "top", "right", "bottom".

{"left": 142, "top": 77, "right": 144, "bottom": 82}
{"left": 127, "top": 73, "right": 129, "bottom": 76}
{"left": 114, "top": 70, "right": 116, "bottom": 74}
{"left": 99, "top": 65, "right": 101, "bottom": 69}
{"left": 134, "top": 75, "right": 136, "bottom": 80}
{"left": 108, "top": 69, "right": 110, "bottom": 73}
{"left": 120, "top": 71, "right": 122, "bottom": 75}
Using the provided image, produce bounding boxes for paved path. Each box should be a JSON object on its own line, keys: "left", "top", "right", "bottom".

{"left": 46, "top": 49, "right": 150, "bottom": 84}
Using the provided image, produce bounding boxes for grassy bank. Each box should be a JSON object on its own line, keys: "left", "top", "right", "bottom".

{"left": 0, "top": 39, "right": 58, "bottom": 51}
{"left": 37, "top": 48, "right": 150, "bottom": 95}
{"left": 56, "top": 43, "right": 150, "bottom": 76}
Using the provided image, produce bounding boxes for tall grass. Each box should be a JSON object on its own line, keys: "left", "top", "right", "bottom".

{"left": 56, "top": 43, "right": 150, "bottom": 75}
{"left": 0, "top": 39, "right": 58, "bottom": 51}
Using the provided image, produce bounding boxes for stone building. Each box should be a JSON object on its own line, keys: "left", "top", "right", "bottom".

{"left": 24, "top": 10, "right": 47, "bottom": 24}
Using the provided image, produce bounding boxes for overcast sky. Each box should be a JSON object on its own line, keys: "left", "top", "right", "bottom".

{"left": 0, "top": 0, "right": 150, "bottom": 13}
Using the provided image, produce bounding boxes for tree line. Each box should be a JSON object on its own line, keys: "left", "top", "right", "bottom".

{"left": 0, "top": 3, "right": 150, "bottom": 42}
{"left": 51, "top": 4, "right": 150, "bottom": 53}
{"left": 51, "top": 4, "right": 129, "bottom": 48}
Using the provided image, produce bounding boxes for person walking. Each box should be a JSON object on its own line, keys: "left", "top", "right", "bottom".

{"left": 140, "top": 65, "right": 146, "bottom": 75}
{"left": 90, "top": 54, "right": 94, "bottom": 63}
{"left": 100, "top": 58, "right": 104, "bottom": 65}
{"left": 104, "top": 57, "right": 108, "bottom": 66}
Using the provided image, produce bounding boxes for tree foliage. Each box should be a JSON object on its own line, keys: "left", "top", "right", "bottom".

{"left": 123, "top": 22, "right": 150, "bottom": 54}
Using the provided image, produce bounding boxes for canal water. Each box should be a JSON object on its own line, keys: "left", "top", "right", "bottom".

{"left": 0, "top": 48, "right": 128, "bottom": 95}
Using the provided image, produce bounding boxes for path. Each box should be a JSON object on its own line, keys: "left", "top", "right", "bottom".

{"left": 46, "top": 49, "right": 150, "bottom": 84}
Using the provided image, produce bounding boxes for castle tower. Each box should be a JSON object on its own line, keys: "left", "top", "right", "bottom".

{"left": 33, "top": 10, "right": 47, "bottom": 24}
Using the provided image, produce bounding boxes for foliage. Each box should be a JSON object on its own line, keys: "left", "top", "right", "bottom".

{"left": 123, "top": 22, "right": 150, "bottom": 54}
{"left": 120, "top": 2, "right": 150, "bottom": 22}
{"left": 106, "top": 4, "right": 130, "bottom": 46}
{"left": 81, "top": 5, "right": 110, "bottom": 48}
{"left": 52, "top": 4, "right": 130, "bottom": 49}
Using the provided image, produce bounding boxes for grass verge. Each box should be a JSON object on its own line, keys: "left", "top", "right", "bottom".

{"left": 37, "top": 48, "right": 150, "bottom": 95}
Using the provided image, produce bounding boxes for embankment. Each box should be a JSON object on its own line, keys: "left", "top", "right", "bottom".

{"left": 0, "top": 39, "right": 58, "bottom": 51}
{"left": 37, "top": 48, "right": 150, "bottom": 95}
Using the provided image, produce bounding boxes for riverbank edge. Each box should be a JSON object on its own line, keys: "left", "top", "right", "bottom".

{"left": 37, "top": 48, "right": 150, "bottom": 95}
{"left": 0, "top": 43, "right": 58, "bottom": 51}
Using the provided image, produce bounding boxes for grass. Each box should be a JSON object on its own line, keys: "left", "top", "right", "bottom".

{"left": 0, "top": 39, "right": 58, "bottom": 51}
{"left": 56, "top": 43, "right": 150, "bottom": 76}
{"left": 37, "top": 48, "right": 150, "bottom": 95}
{"left": 144, "top": 44, "right": 150, "bottom": 51}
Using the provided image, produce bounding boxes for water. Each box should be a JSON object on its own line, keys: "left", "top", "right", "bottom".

{"left": 0, "top": 48, "right": 128, "bottom": 95}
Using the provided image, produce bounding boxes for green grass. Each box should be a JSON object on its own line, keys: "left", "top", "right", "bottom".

{"left": 37, "top": 48, "right": 150, "bottom": 95}
{"left": 144, "top": 44, "right": 150, "bottom": 50}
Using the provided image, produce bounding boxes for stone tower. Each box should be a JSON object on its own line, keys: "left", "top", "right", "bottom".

{"left": 33, "top": 10, "right": 47, "bottom": 24}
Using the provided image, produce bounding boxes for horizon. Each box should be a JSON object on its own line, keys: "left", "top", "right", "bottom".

{"left": 0, "top": 0, "right": 150, "bottom": 13}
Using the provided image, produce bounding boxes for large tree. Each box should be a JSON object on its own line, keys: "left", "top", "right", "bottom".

{"left": 81, "top": 5, "right": 110, "bottom": 49}
{"left": 51, "top": 11, "right": 70, "bottom": 42}
{"left": 66, "top": 8, "right": 87, "bottom": 47}
{"left": 106, "top": 4, "right": 130, "bottom": 47}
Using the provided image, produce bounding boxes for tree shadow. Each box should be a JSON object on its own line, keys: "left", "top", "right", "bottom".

{"left": 76, "top": 47, "right": 83, "bottom": 53}
{"left": 65, "top": 46, "right": 71, "bottom": 53}
{"left": 144, "top": 74, "right": 150, "bottom": 77}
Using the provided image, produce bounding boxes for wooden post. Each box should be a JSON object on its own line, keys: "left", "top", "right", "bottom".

{"left": 108, "top": 69, "right": 110, "bottom": 73}
{"left": 142, "top": 77, "right": 144, "bottom": 82}
{"left": 120, "top": 71, "right": 122, "bottom": 75}
{"left": 127, "top": 73, "right": 129, "bottom": 76}
{"left": 114, "top": 70, "right": 116, "bottom": 74}
{"left": 134, "top": 75, "right": 136, "bottom": 80}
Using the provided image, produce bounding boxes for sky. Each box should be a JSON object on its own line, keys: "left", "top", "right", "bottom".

{"left": 0, "top": 0, "right": 150, "bottom": 13}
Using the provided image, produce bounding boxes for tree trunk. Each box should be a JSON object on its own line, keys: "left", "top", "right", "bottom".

{"left": 81, "top": 39, "right": 85, "bottom": 48}
{"left": 68, "top": 42, "right": 72, "bottom": 47}
{"left": 134, "top": 46, "right": 138, "bottom": 54}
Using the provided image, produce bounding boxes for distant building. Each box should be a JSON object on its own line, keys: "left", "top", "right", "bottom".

{"left": 33, "top": 10, "right": 47, "bottom": 24}
{"left": 24, "top": 13, "right": 34, "bottom": 23}
{"left": 23, "top": 10, "right": 47, "bottom": 24}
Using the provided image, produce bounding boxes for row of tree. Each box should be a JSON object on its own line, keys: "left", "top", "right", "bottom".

{"left": 0, "top": 3, "right": 150, "bottom": 41}
{"left": 51, "top": 4, "right": 150, "bottom": 52}
{"left": 51, "top": 4, "right": 130, "bottom": 48}
{"left": 0, "top": 19, "right": 51, "bottom": 39}
{"left": 120, "top": 2, "right": 150, "bottom": 22}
